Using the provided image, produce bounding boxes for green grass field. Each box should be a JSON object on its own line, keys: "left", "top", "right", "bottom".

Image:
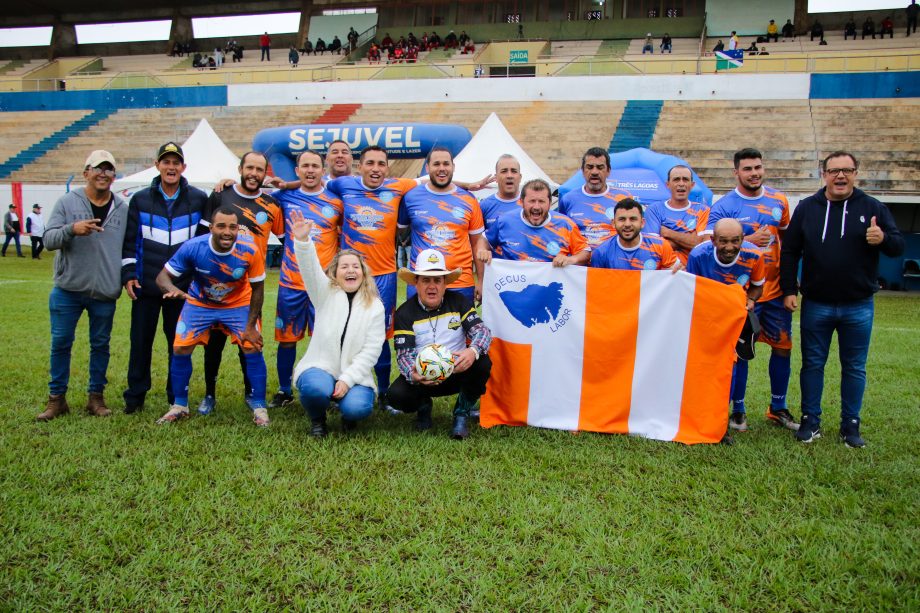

{"left": 1, "top": 254, "right": 918, "bottom": 610}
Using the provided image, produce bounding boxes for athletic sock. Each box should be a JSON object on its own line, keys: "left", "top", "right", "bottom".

{"left": 276, "top": 345, "right": 297, "bottom": 395}
{"left": 769, "top": 352, "right": 791, "bottom": 411}
{"left": 731, "top": 360, "right": 748, "bottom": 414}
{"left": 243, "top": 352, "right": 267, "bottom": 407}
{"left": 171, "top": 353, "right": 193, "bottom": 408}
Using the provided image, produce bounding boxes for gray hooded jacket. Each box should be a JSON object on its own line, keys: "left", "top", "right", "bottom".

{"left": 44, "top": 187, "right": 128, "bottom": 301}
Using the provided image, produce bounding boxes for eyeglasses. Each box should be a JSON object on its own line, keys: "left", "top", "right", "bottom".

{"left": 89, "top": 167, "right": 116, "bottom": 178}
{"left": 824, "top": 167, "right": 857, "bottom": 177}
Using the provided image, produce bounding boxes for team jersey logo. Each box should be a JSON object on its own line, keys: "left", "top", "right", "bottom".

{"left": 605, "top": 207, "right": 616, "bottom": 220}
{"left": 232, "top": 267, "right": 245, "bottom": 279}
{"left": 448, "top": 316, "right": 461, "bottom": 330}
{"left": 351, "top": 206, "right": 385, "bottom": 229}
{"left": 771, "top": 207, "right": 782, "bottom": 221}
{"left": 205, "top": 282, "right": 233, "bottom": 302}
{"left": 451, "top": 206, "right": 466, "bottom": 220}
{"left": 256, "top": 211, "right": 269, "bottom": 225}
{"left": 686, "top": 218, "right": 697, "bottom": 230}
{"left": 378, "top": 191, "right": 394, "bottom": 203}
{"left": 275, "top": 317, "right": 284, "bottom": 329}
{"left": 176, "top": 321, "right": 187, "bottom": 334}
{"left": 737, "top": 274, "right": 750, "bottom": 287}
{"left": 322, "top": 205, "right": 336, "bottom": 218}
{"left": 547, "top": 241, "right": 561, "bottom": 256}
{"left": 426, "top": 224, "right": 456, "bottom": 247}
{"left": 643, "top": 259, "right": 657, "bottom": 270}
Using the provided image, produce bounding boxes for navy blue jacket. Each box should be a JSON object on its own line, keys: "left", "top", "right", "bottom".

{"left": 780, "top": 187, "right": 904, "bottom": 303}
{"left": 121, "top": 176, "right": 209, "bottom": 297}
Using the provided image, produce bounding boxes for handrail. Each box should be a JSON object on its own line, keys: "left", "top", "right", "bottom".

{"left": 697, "top": 12, "right": 707, "bottom": 75}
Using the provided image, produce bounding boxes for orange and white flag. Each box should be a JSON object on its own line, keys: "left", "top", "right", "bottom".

{"left": 481, "top": 260, "right": 747, "bottom": 444}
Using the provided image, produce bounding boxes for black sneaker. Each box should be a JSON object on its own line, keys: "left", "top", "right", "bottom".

{"left": 415, "top": 401, "right": 433, "bottom": 431}
{"left": 766, "top": 408, "right": 800, "bottom": 431}
{"left": 123, "top": 403, "right": 143, "bottom": 415}
{"left": 729, "top": 411, "right": 748, "bottom": 432}
{"left": 450, "top": 415, "right": 469, "bottom": 440}
{"left": 269, "top": 391, "right": 295, "bottom": 408}
{"left": 310, "top": 418, "right": 328, "bottom": 438}
{"left": 795, "top": 414, "right": 822, "bottom": 443}
{"left": 342, "top": 419, "right": 358, "bottom": 433}
{"left": 840, "top": 418, "right": 866, "bottom": 448}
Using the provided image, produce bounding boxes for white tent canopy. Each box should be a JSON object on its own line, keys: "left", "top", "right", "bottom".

{"left": 453, "top": 113, "right": 557, "bottom": 197}
{"left": 113, "top": 119, "right": 240, "bottom": 198}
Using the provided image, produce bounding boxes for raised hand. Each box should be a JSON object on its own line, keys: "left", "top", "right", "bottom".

{"left": 289, "top": 210, "right": 315, "bottom": 242}
{"left": 866, "top": 216, "right": 884, "bottom": 246}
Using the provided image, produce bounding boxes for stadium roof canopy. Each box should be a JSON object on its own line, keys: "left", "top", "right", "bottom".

{"left": 2, "top": 1, "right": 313, "bottom": 25}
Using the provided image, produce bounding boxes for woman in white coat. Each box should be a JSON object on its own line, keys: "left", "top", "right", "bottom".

{"left": 290, "top": 210, "right": 386, "bottom": 436}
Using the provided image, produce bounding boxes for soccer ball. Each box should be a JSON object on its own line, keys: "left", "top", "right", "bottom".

{"left": 415, "top": 344, "right": 455, "bottom": 382}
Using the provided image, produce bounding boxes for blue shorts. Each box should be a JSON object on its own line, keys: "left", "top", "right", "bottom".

{"left": 274, "top": 284, "right": 315, "bottom": 343}
{"left": 175, "top": 303, "right": 258, "bottom": 349}
{"left": 373, "top": 272, "right": 397, "bottom": 338}
{"left": 406, "top": 284, "right": 475, "bottom": 303}
{"left": 755, "top": 296, "right": 793, "bottom": 350}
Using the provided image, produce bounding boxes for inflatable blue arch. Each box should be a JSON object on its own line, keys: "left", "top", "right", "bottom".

{"left": 251, "top": 123, "right": 472, "bottom": 181}
{"left": 557, "top": 148, "right": 714, "bottom": 206}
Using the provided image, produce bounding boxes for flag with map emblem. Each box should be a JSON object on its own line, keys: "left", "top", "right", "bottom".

{"left": 716, "top": 49, "right": 744, "bottom": 70}
{"left": 481, "top": 260, "right": 747, "bottom": 444}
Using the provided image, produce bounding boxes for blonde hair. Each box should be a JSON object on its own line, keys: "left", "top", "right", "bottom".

{"left": 324, "top": 249, "right": 379, "bottom": 306}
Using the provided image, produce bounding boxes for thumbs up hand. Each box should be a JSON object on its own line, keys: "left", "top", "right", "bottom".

{"left": 866, "top": 215, "right": 884, "bottom": 246}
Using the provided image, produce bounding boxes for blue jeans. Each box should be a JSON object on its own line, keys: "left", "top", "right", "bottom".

{"left": 48, "top": 286, "right": 117, "bottom": 396}
{"left": 800, "top": 297, "right": 874, "bottom": 422}
{"left": 296, "top": 367, "right": 374, "bottom": 421}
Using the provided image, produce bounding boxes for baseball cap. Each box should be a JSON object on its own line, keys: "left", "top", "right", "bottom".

{"left": 397, "top": 248, "right": 462, "bottom": 285}
{"left": 32, "top": 203, "right": 41, "bottom": 209}
{"left": 84, "top": 150, "right": 117, "bottom": 169}
{"left": 157, "top": 142, "right": 184, "bottom": 162}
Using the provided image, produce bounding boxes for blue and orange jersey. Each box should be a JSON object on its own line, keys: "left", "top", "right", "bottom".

{"left": 485, "top": 210, "right": 589, "bottom": 262}
{"left": 203, "top": 186, "right": 284, "bottom": 256}
{"left": 326, "top": 176, "right": 419, "bottom": 276}
{"left": 479, "top": 193, "right": 520, "bottom": 229}
{"left": 558, "top": 186, "right": 633, "bottom": 248}
{"left": 686, "top": 240, "right": 765, "bottom": 290}
{"left": 165, "top": 233, "right": 266, "bottom": 309}
{"left": 590, "top": 233, "right": 677, "bottom": 270}
{"left": 643, "top": 199, "right": 710, "bottom": 264}
{"left": 398, "top": 184, "right": 484, "bottom": 289}
{"left": 275, "top": 187, "right": 343, "bottom": 290}
{"left": 703, "top": 186, "right": 789, "bottom": 301}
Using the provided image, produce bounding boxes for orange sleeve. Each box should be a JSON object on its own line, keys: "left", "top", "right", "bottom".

{"left": 568, "top": 224, "right": 589, "bottom": 255}
{"left": 752, "top": 253, "right": 766, "bottom": 285}
{"left": 779, "top": 195, "right": 790, "bottom": 230}
{"left": 697, "top": 207, "right": 710, "bottom": 234}
{"left": 271, "top": 202, "right": 285, "bottom": 237}
{"left": 659, "top": 239, "right": 677, "bottom": 268}
{"left": 249, "top": 246, "right": 266, "bottom": 281}
{"left": 468, "top": 196, "right": 484, "bottom": 232}
{"left": 394, "top": 178, "right": 421, "bottom": 195}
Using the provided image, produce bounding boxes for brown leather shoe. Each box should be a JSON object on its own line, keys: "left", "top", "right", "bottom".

{"left": 86, "top": 392, "right": 111, "bottom": 417}
{"left": 37, "top": 394, "right": 70, "bottom": 421}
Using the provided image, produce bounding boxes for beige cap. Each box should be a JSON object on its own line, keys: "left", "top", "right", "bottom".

{"left": 397, "top": 248, "right": 462, "bottom": 285}
{"left": 84, "top": 150, "right": 116, "bottom": 169}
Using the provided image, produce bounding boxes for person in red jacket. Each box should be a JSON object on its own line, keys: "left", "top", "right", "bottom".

{"left": 260, "top": 32, "right": 271, "bottom": 61}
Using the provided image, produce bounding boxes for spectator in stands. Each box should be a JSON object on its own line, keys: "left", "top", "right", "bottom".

{"left": 213, "top": 48, "right": 223, "bottom": 69}
{"left": 192, "top": 53, "right": 204, "bottom": 69}
{"left": 445, "top": 30, "right": 459, "bottom": 49}
{"left": 405, "top": 43, "right": 419, "bottom": 62}
{"left": 863, "top": 17, "right": 877, "bottom": 40}
{"left": 462, "top": 37, "right": 475, "bottom": 55}
{"left": 759, "top": 46, "right": 770, "bottom": 55}
{"left": 459, "top": 31, "right": 470, "bottom": 48}
{"left": 880, "top": 16, "right": 895, "bottom": 38}
{"left": 315, "top": 38, "right": 328, "bottom": 55}
{"left": 302, "top": 39, "right": 313, "bottom": 56}
{"left": 3, "top": 204, "right": 23, "bottom": 257}
{"left": 421, "top": 32, "right": 429, "bottom": 49}
{"left": 909, "top": 0, "right": 920, "bottom": 37}
{"left": 408, "top": 33, "right": 418, "bottom": 47}
{"left": 381, "top": 33, "right": 394, "bottom": 53}
{"left": 207, "top": 56, "right": 216, "bottom": 70}
{"left": 660, "top": 33, "right": 672, "bottom": 53}
{"left": 37, "top": 150, "right": 128, "bottom": 422}
{"left": 170, "top": 41, "right": 181, "bottom": 57}
{"left": 27, "top": 204, "right": 44, "bottom": 260}
{"left": 767, "top": 19, "right": 779, "bottom": 42}
{"left": 348, "top": 27, "right": 359, "bottom": 52}
{"left": 746, "top": 41, "right": 759, "bottom": 53}
{"left": 844, "top": 18, "right": 858, "bottom": 40}
{"left": 233, "top": 45, "right": 243, "bottom": 62}
{"left": 810, "top": 20, "right": 825, "bottom": 42}
{"left": 392, "top": 45, "right": 405, "bottom": 63}
{"left": 642, "top": 33, "right": 654, "bottom": 53}
{"left": 713, "top": 39, "right": 725, "bottom": 52}
{"left": 782, "top": 19, "right": 795, "bottom": 40}
{"left": 260, "top": 32, "right": 271, "bottom": 61}
{"left": 429, "top": 32, "right": 442, "bottom": 49}
{"left": 728, "top": 31, "right": 740, "bottom": 50}
{"left": 330, "top": 36, "right": 342, "bottom": 55}
{"left": 289, "top": 45, "right": 299, "bottom": 68}
{"left": 368, "top": 43, "right": 381, "bottom": 63}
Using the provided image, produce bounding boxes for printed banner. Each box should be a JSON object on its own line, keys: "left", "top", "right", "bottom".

{"left": 481, "top": 260, "right": 747, "bottom": 444}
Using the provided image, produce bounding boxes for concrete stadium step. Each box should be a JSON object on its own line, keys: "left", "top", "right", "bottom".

{"left": 609, "top": 100, "right": 663, "bottom": 153}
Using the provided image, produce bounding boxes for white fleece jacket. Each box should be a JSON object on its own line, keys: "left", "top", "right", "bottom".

{"left": 291, "top": 237, "right": 386, "bottom": 393}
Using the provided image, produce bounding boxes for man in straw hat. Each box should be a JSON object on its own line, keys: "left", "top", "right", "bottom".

{"left": 388, "top": 248, "right": 493, "bottom": 440}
